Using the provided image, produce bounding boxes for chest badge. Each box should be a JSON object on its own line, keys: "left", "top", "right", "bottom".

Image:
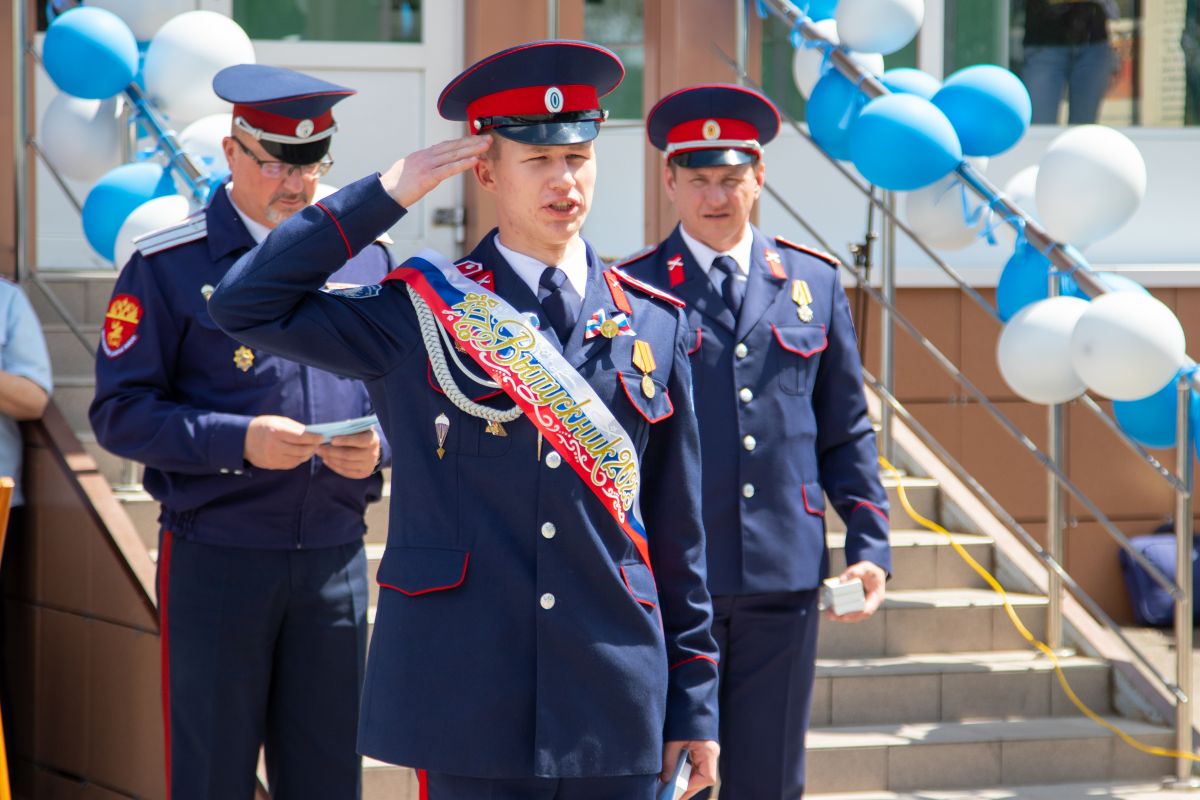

{"left": 485, "top": 420, "right": 507, "bottom": 437}
{"left": 435, "top": 412, "right": 449, "bottom": 460}
{"left": 632, "top": 339, "right": 657, "bottom": 399}
{"left": 667, "top": 254, "right": 686, "bottom": 288}
{"left": 233, "top": 346, "right": 255, "bottom": 372}
{"left": 792, "top": 279, "right": 814, "bottom": 323}
{"left": 584, "top": 308, "right": 634, "bottom": 340}
{"left": 764, "top": 249, "right": 786, "bottom": 279}
{"left": 200, "top": 284, "right": 215, "bottom": 301}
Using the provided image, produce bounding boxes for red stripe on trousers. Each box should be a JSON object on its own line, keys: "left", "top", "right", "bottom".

{"left": 158, "top": 531, "right": 174, "bottom": 799}
{"left": 418, "top": 769, "right": 429, "bottom": 799}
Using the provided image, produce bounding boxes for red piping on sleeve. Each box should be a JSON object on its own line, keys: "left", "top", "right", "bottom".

{"left": 158, "top": 531, "right": 174, "bottom": 800}
{"left": 315, "top": 201, "right": 353, "bottom": 259}
{"left": 379, "top": 554, "right": 470, "bottom": 596}
{"left": 853, "top": 500, "right": 889, "bottom": 523}
{"left": 802, "top": 485, "right": 825, "bottom": 517}
{"left": 670, "top": 654, "right": 718, "bottom": 671}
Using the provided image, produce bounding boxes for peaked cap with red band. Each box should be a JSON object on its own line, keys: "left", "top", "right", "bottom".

{"left": 647, "top": 84, "right": 781, "bottom": 168}
{"left": 438, "top": 40, "right": 624, "bottom": 146}
{"left": 213, "top": 64, "right": 355, "bottom": 165}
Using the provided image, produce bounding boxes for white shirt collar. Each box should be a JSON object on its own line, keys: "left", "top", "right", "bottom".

{"left": 226, "top": 184, "right": 273, "bottom": 244}
{"left": 679, "top": 224, "right": 754, "bottom": 277}
{"left": 494, "top": 234, "right": 589, "bottom": 299}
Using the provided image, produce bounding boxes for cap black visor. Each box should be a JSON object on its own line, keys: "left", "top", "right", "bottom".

{"left": 494, "top": 120, "right": 601, "bottom": 145}
{"left": 260, "top": 137, "right": 332, "bottom": 166}
{"left": 670, "top": 148, "right": 757, "bottom": 168}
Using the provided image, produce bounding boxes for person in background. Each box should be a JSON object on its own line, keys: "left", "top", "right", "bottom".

{"left": 1022, "top": 0, "right": 1118, "bottom": 124}
{"left": 89, "top": 64, "right": 389, "bottom": 800}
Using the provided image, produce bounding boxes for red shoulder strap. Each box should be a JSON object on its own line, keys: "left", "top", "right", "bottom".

{"left": 607, "top": 267, "right": 686, "bottom": 308}
{"left": 775, "top": 236, "right": 839, "bottom": 268}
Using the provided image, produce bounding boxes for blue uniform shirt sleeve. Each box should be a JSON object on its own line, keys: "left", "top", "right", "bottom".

{"left": 642, "top": 307, "right": 721, "bottom": 742}
{"left": 2, "top": 284, "right": 52, "bottom": 395}
{"left": 89, "top": 254, "right": 253, "bottom": 474}
{"left": 210, "top": 174, "right": 414, "bottom": 381}
{"left": 813, "top": 271, "right": 892, "bottom": 575}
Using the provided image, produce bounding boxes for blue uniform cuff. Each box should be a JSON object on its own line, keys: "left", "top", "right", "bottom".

{"left": 205, "top": 412, "right": 253, "bottom": 473}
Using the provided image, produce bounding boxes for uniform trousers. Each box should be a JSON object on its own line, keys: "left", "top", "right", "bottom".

{"left": 157, "top": 532, "right": 368, "bottom": 800}
{"left": 699, "top": 589, "right": 821, "bottom": 800}
{"left": 421, "top": 771, "right": 659, "bottom": 799}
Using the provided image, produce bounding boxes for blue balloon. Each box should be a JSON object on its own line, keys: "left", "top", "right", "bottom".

{"left": 996, "top": 242, "right": 1053, "bottom": 322}
{"left": 1115, "top": 369, "right": 1200, "bottom": 449}
{"left": 881, "top": 68, "right": 942, "bottom": 101}
{"left": 82, "top": 163, "right": 176, "bottom": 261}
{"left": 806, "top": 0, "right": 838, "bottom": 20}
{"left": 849, "top": 94, "right": 963, "bottom": 191}
{"left": 932, "top": 65, "right": 1032, "bottom": 157}
{"left": 807, "top": 71, "right": 867, "bottom": 161}
{"left": 1061, "top": 270, "right": 1150, "bottom": 300}
{"left": 43, "top": 7, "right": 138, "bottom": 100}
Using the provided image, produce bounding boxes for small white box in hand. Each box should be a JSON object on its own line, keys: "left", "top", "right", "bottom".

{"left": 821, "top": 577, "right": 865, "bottom": 616}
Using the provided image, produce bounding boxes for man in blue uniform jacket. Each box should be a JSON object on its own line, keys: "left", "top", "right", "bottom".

{"left": 89, "top": 65, "right": 390, "bottom": 800}
{"left": 620, "top": 84, "right": 894, "bottom": 799}
{"left": 209, "top": 41, "right": 720, "bottom": 800}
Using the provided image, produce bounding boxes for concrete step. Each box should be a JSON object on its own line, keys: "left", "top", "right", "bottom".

{"left": 815, "top": 589, "right": 1049, "bottom": 660}
{"left": 363, "top": 758, "right": 418, "bottom": 799}
{"left": 811, "top": 650, "right": 1111, "bottom": 727}
{"left": 27, "top": 270, "right": 118, "bottom": 327}
{"left": 52, "top": 376, "right": 95, "bottom": 440}
{"left": 808, "top": 781, "right": 1199, "bottom": 799}
{"left": 43, "top": 323, "right": 100, "bottom": 379}
{"left": 827, "top": 530, "right": 993, "bottom": 591}
{"left": 805, "top": 717, "right": 1175, "bottom": 794}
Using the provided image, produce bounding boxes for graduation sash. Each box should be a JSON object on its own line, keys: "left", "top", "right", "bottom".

{"left": 386, "top": 250, "right": 652, "bottom": 571}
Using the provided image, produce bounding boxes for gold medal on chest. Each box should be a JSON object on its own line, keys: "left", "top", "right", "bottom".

{"left": 792, "top": 280, "right": 814, "bottom": 322}
{"left": 632, "top": 340, "right": 657, "bottom": 399}
{"left": 233, "top": 346, "right": 255, "bottom": 372}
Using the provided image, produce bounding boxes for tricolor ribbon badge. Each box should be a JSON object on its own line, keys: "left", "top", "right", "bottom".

{"left": 584, "top": 308, "right": 635, "bottom": 340}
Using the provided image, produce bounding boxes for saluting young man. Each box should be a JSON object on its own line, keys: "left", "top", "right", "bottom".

{"left": 210, "top": 42, "right": 720, "bottom": 800}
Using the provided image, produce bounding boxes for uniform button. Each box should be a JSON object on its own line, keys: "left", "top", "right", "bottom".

{"left": 541, "top": 522, "right": 557, "bottom": 539}
{"left": 540, "top": 592, "right": 556, "bottom": 610}
{"left": 233, "top": 470, "right": 243, "bottom": 476}
{"left": 739, "top": 387, "right": 754, "bottom": 403}
{"left": 545, "top": 451, "right": 562, "bottom": 469}
{"left": 219, "top": 468, "right": 229, "bottom": 474}
{"left": 743, "top": 435, "right": 756, "bottom": 451}
{"left": 742, "top": 483, "right": 755, "bottom": 498}
{"left": 735, "top": 343, "right": 749, "bottom": 359}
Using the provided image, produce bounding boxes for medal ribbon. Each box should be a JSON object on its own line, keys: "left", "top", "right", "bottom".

{"left": 385, "top": 250, "right": 652, "bottom": 572}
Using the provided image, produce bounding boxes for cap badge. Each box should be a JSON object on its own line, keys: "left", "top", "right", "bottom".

{"left": 702, "top": 119, "right": 721, "bottom": 140}
{"left": 295, "top": 118, "right": 315, "bottom": 138}
{"left": 545, "top": 86, "right": 564, "bottom": 113}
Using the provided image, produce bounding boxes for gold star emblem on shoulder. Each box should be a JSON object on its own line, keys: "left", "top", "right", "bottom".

{"left": 233, "top": 346, "right": 255, "bottom": 372}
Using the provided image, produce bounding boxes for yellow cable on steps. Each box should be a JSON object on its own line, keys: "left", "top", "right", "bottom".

{"left": 879, "top": 456, "right": 1199, "bottom": 763}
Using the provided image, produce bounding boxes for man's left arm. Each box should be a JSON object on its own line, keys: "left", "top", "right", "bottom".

{"left": 0, "top": 286, "right": 51, "bottom": 421}
{"left": 639, "top": 312, "right": 720, "bottom": 795}
{"left": 813, "top": 272, "right": 892, "bottom": 620}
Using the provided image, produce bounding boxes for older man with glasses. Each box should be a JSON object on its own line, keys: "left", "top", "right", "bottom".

{"left": 89, "top": 64, "right": 391, "bottom": 800}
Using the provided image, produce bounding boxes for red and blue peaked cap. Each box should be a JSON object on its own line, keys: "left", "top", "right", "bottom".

{"left": 213, "top": 64, "right": 355, "bottom": 165}
{"left": 647, "top": 84, "right": 781, "bottom": 168}
{"left": 438, "top": 40, "right": 624, "bottom": 146}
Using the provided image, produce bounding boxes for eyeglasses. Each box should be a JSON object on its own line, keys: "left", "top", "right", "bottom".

{"left": 232, "top": 136, "right": 334, "bottom": 179}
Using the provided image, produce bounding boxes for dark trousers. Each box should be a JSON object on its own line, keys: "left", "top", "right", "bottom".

{"left": 421, "top": 771, "right": 659, "bottom": 799}
{"left": 157, "top": 532, "right": 368, "bottom": 800}
{"left": 701, "top": 589, "right": 821, "bottom": 800}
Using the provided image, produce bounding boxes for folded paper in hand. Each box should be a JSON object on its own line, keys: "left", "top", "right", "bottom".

{"left": 304, "top": 414, "right": 379, "bottom": 443}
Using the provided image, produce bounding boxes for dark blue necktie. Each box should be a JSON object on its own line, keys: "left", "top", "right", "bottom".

{"left": 712, "top": 255, "right": 744, "bottom": 314}
{"left": 539, "top": 266, "right": 578, "bottom": 344}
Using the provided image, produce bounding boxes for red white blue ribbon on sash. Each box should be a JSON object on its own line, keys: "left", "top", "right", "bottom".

{"left": 385, "top": 250, "right": 653, "bottom": 572}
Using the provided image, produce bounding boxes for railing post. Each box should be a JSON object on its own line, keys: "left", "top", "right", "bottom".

{"left": 735, "top": 0, "right": 749, "bottom": 88}
{"left": 1046, "top": 273, "right": 1064, "bottom": 652}
{"left": 13, "top": 0, "right": 29, "bottom": 282}
{"left": 878, "top": 191, "right": 896, "bottom": 464}
{"left": 1172, "top": 370, "right": 1197, "bottom": 786}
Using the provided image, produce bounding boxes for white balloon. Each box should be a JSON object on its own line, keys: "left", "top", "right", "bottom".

{"left": 40, "top": 93, "right": 124, "bottom": 182}
{"left": 179, "top": 113, "right": 233, "bottom": 170}
{"left": 143, "top": 11, "right": 255, "bottom": 129}
{"left": 1036, "top": 125, "right": 1146, "bottom": 247}
{"left": 791, "top": 19, "right": 885, "bottom": 99}
{"left": 85, "top": 0, "right": 194, "bottom": 41}
{"left": 113, "top": 194, "right": 194, "bottom": 269}
{"left": 904, "top": 157, "right": 988, "bottom": 250}
{"left": 1070, "top": 292, "right": 1186, "bottom": 401}
{"left": 997, "top": 296, "right": 1090, "bottom": 404}
{"left": 837, "top": 0, "right": 925, "bottom": 56}
{"left": 991, "top": 165, "right": 1039, "bottom": 250}
{"left": 314, "top": 183, "right": 340, "bottom": 202}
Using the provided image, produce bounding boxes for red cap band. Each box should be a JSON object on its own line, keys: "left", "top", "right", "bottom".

{"left": 234, "top": 104, "right": 335, "bottom": 140}
{"left": 466, "top": 84, "right": 599, "bottom": 132}
{"left": 666, "top": 117, "right": 759, "bottom": 146}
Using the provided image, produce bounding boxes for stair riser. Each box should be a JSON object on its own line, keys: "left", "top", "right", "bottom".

{"left": 811, "top": 664, "right": 1111, "bottom": 726}
{"left": 828, "top": 541, "right": 992, "bottom": 592}
{"left": 44, "top": 327, "right": 100, "bottom": 379}
{"left": 28, "top": 275, "right": 117, "bottom": 328}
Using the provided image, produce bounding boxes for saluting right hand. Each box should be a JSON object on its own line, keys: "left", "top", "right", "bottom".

{"left": 244, "top": 415, "right": 324, "bottom": 470}
{"left": 379, "top": 134, "right": 492, "bottom": 209}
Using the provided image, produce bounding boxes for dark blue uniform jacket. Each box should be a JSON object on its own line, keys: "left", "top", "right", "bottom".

{"left": 208, "top": 175, "right": 721, "bottom": 779}
{"left": 89, "top": 184, "right": 390, "bottom": 550}
{"left": 622, "top": 224, "right": 891, "bottom": 595}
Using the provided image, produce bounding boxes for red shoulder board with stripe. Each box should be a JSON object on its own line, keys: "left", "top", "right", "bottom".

{"left": 608, "top": 244, "right": 660, "bottom": 270}
{"left": 607, "top": 267, "right": 686, "bottom": 308}
{"left": 455, "top": 259, "right": 495, "bottom": 291}
{"left": 775, "top": 236, "right": 839, "bottom": 268}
